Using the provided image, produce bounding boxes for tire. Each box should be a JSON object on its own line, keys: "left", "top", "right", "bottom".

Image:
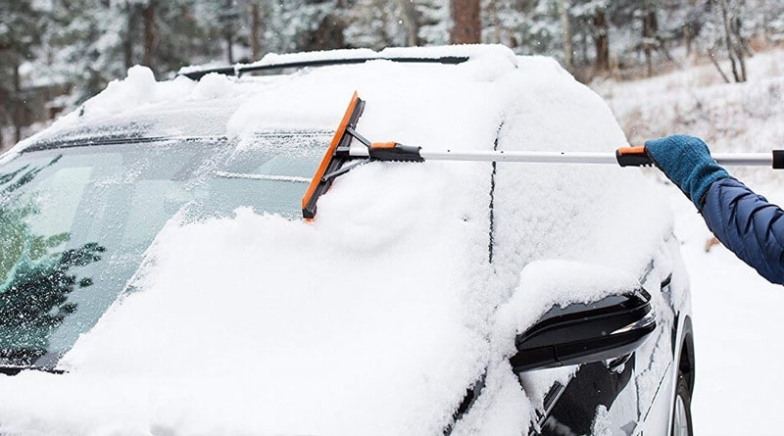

{"left": 671, "top": 374, "right": 694, "bottom": 436}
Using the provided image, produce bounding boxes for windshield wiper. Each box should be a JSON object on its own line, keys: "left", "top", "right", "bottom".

{"left": 443, "top": 371, "right": 487, "bottom": 435}
{"left": 214, "top": 171, "right": 310, "bottom": 183}
{"left": 0, "top": 365, "right": 65, "bottom": 376}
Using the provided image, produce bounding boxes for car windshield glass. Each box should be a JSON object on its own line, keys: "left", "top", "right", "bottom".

{"left": 0, "top": 132, "right": 327, "bottom": 368}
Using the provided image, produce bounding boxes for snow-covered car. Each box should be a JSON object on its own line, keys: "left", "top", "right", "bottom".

{"left": 0, "top": 45, "right": 694, "bottom": 436}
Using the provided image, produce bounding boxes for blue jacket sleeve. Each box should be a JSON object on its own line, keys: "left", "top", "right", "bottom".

{"left": 701, "top": 178, "right": 784, "bottom": 285}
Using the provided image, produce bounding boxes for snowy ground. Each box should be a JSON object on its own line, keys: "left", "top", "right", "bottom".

{"left": 668, "top": 185, "right": 784, "bottom": 435}
{"left": 597, "top": 48, "right": 784, "bottom": 435}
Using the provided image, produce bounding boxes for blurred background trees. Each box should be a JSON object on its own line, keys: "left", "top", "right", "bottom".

{"left": 1, "top": 0, "right": 783, "bottom": 149}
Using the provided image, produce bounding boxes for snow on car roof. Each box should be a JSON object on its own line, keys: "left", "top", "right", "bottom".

{"left": 0, "top": 45, "right": 673, "bottom": 434}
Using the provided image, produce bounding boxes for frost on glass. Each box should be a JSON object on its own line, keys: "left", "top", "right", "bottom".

{"left": 0, "top": 157, "right": 104, "bottom": 366}
{"left": 0, "top": 134, "right": 326, "bottom": 368}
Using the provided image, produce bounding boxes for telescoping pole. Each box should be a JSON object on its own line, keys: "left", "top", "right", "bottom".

{"left": 348, "top": 146, "right": 783, "bottom": 168}
{"left": 302, "top": 91, "right": 784, "bottom": 220}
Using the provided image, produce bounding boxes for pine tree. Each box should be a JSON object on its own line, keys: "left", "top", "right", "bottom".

{"left": 568, "top": 0, "right": 611, "bottom": 73}
{"left": 484, "top": 0, "right": 561, "bottom": 56}
{"left": 746, "top": 0, "right": 784, "bottom": 44}
{"left": 342, "top": 0, "right": 416, "bottom": 49}
{"left": 417, "top": 0, "right": 450, "bottom": 46}
{"left": 0, "top": 0, "right": 45, "bottom": 144}
{"left": 261, "top": 1, "right": 349, "bottom": 53}
{"left": 40, "top": 1, "right": 134, "bottom": 104}
{"left": 0, "top": 157, "right": 105, "bottom": 366}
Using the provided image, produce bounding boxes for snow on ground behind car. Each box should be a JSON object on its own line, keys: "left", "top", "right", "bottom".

{"left": 1, "top": 48, "right": 675, "bottom": 435}
{"left": 595, "top": 49, "right": 784, "bottom": 189}
{"left": 670, "top": 188, "right": 784, "bottom": 436}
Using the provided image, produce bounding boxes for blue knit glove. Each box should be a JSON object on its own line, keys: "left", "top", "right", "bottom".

{"left": 644, "top": 135, "right": 730, "bottom": 210}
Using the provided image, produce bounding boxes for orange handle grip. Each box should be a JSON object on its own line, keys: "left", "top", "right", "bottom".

{"left": 616, "top": 146, "right": 653, "bottom": 167}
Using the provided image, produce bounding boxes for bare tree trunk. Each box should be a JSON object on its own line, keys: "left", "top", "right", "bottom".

{"left": 306, "top": 1, "right": 346, "bottom": 51}
{"left": 250, "top": 3, "right": 261, "bottom": 60}
{"left": 592, "top": 9, "right": 609, "bottom": 73}
{"left": 556, "top": 0, "right": 573, "bottom": 72}
{"left": 717, "top": 0, "right": 744, "bottom": 82}
{"left": 142, "top": 3, "right": 155, "bottom": 69}
{"left": 655, "top": 35, "right": 683, "bottom": 69}
{"left": 731, "top": 15, "right": 747, "bottom": 81}
{"left": 124, "top": 4, "right": 138, "bottom": 70}
{"left": 487, "top": 0, "right": 502, "bottom": 44}
{"left": 0, "top": 87, "right": 6, "bottom": 149}
{"left": 450, "top": 0, "right": 481, "bottom": 44}
{"left": 396, "top": 0, "right": 420, "bottom": 46}
{"left": 13, "top": 63, "right": 22, "bottom": 144}
{"left": 0, "top": 72, "right": 7, "bottom": 148}
{"left": 642, "top": 5, "right": 658, "bottom": 77}
{"left": 223, "top": 0, "right": 234, "bottom": 65}
{"left": 708, "top": 48, "right": 731, "bottom": 83}
{"left": 737, "top": 47, "right": 747, "bottom": 81}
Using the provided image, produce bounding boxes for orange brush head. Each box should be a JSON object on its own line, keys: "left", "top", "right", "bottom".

{"left": 301, "top": 92, "right": 365, "bottom": 220}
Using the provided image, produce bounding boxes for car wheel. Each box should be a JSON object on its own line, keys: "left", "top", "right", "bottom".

{"left": 671, "top": 374, "right": 693, "bottom": 436}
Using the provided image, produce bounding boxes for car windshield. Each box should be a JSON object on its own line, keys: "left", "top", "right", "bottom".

{"left": 0, "top": 132, "right": 327, "bottom": 368}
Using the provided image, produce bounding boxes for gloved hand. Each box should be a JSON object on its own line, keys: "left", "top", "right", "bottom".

{"left": 644, "top": 135, "right": 730, "bottom": 210}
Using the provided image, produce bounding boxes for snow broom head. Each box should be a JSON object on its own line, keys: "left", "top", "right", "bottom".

{"left": 301, "top": 91, "right": 366, "bottom": 220}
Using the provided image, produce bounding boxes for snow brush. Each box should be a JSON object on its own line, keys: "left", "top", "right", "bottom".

{"left": 302, "top": 92, "right": 784, "bottom": 219}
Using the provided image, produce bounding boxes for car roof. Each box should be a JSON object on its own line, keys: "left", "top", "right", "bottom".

{"left": 6, "top": 43, "right": 673, "bottom": 285}
{"left": 9, "top": 45, "right": 520, "bottom": 155}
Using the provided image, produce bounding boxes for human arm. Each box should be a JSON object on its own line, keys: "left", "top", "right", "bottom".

{"left": 700, "top": 178, "right": 784, "bottom": 284}
{"left": 645, "top": 135, "right": 784, "bottom": 285}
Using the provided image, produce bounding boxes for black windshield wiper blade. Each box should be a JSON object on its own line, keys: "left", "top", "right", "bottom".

{"left": 443, "top": 371, "right": 487, "bottom": 435}
{"left": 22, "top": 135, "right": 229, "bottom": 153}
{"left": 0, "top": 365, "right": 66, "bottom": 376}
{"left": 180, "top": 56, "right": 469, "bottom": 80}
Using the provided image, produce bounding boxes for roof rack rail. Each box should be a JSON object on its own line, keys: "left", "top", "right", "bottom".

{"left": 179, "top": 56, "right": 469, "bottom": 81}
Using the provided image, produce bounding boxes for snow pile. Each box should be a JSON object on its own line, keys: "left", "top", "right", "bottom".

{"left": 497, "top": 260, "right": 640, "bottom": 341}
{"left": 489, "top": 56, "right": 673, "bottom": 294}
{"left": 1, "top": 67, "right": 251, "bottom": 161}
{"left": 0, "top": 46, "right": 674, "bottom": 435}
{"left": 58, "top": 198, "right": 488, "bottom": 435}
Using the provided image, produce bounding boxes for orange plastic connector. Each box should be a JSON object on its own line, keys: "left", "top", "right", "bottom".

{"left": 615, "top": 145, "right": 653, "bottom": 167}
{"left": 616, "top": 146, "right": 646, "bottom": 156}
{"left": 370, "top": 142, "right": 397, "bottom": 149}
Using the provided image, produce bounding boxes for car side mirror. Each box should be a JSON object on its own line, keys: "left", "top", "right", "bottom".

{"left": 509, "top": 289, "right": 655, "bottom": 372}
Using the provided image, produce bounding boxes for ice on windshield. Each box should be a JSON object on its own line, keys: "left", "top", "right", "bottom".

{"left": 0, "top": 133, "right": 326, "bottom": 370}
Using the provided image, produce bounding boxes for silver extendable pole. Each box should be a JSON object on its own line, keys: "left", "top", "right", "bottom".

{"left": 349, "top": 147, "right": 775, "bottom": 167}
{"left": 712, "top": 153, "right": 772, "bottom": 166}
{"left": 418, "top": 150, "right": 618, "bottom": 164}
